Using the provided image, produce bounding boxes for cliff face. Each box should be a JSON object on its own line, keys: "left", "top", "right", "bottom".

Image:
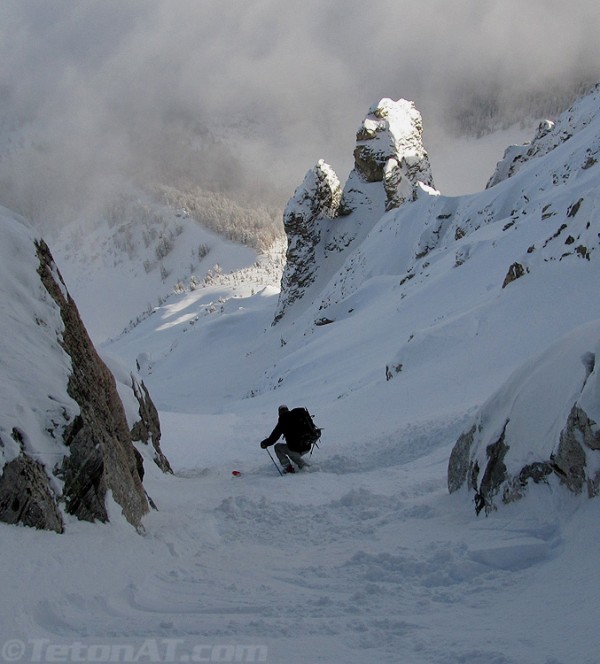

{"left": 0, "top": 211, "right": 170, "bottom": 532}
{"left": 36, "top": 238, "right": 150, "bottom": 528}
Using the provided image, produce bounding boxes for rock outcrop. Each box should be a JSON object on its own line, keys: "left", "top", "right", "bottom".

{"left": 341, "top": 98, "right": 434, "bottom": 214}
{"left": 274, "top": 98, "right": 434, "bottom": 323}
{"left": 38, "top": 238, "right": 151, "bottom": 527}
{"left": 448, "top": 323, "right": 600, "bottom": 514}
{"left": 274, "top": 160, "right": 341, "bottom": 323}
{"left": 553, "top": 401, "right": 600, "bottom": 496}
{"left": 130, "top": 375, "right": 172, "bottom": 474}
{"left": 0, "top": 210, "right": 169, "bottom": 532}
{"left": 486, "top": 120, "right": 555, "bottom": 189}
{"left": 0, "top": 454, "right": 64, "bottom": 533}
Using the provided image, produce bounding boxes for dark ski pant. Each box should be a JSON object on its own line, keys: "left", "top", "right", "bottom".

{"left": 274, "top": 442, "right": 307, "bottom": 469}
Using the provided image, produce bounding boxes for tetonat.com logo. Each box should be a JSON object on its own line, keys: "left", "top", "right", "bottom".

{"left": 1, "top": 638, "right": 269, "bottom": 663}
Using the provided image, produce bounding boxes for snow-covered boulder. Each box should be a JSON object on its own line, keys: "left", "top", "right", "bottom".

{"left": 448, "top": 322, "right": 600, "bottom": 514}
{"left": 0, "top": 208, "right": 170, "bottom": 532}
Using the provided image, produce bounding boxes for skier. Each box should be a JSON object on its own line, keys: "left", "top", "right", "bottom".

{"left": 260, "top": 404, "right": 318, "bottom": 474}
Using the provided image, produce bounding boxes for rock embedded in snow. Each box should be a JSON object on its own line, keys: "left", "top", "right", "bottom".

{"left": 0, "top": 455, "right": 64, "bottom": 533}
{"left": 501, "top": 262, "right": 527, "bottom": 288}
{"left": 554, "top": 402, "right": 600, "bottom": 495}
{"left": 0, "top": 210, "right": 170, "bottom": 532}
{"left": 448, "top": 322, "right": 600, "bottom": 514}
{"left": 486, "top": 120, "right": 555, "bottom": 188}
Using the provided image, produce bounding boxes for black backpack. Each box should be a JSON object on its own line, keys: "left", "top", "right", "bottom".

{"left": 289, "top": 407, "right": 322, "bottom": 453}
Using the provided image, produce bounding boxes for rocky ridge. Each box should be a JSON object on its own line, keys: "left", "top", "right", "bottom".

{"left": 0, "top": 211, "right": 170, "bottom": 532}
{"left": 487, "top": 83, "right": 600, "bottom": 188}
{"left": 442, "top": 85, "right": 600, "bottom": 512}
{"left": 275, "top": 86, "right": 600, "bottom": 334}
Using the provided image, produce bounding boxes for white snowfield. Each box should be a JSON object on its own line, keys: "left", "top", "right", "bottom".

{"left": 3, "top": 86, "right": 600, "bottom": 663}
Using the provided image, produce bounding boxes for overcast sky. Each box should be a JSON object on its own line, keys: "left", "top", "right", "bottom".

{"left": 1, "top": 0, "right": 599, "bottom": 222}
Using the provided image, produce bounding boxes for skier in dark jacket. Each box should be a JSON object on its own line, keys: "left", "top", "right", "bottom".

{"left": 260, "top": 405, "right": 311, "bottom": 473}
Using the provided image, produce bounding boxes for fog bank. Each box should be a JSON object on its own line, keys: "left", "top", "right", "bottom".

{"left": 0, "top": 1, "right": 598, "bottom": 225}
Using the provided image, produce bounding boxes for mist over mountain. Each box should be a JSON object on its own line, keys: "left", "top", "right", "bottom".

{"left": 0, "top": 0, "right": 598, "bottom": 229}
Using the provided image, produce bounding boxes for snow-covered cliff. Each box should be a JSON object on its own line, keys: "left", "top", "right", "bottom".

{"left": 448, "top": 322, "right": 600, "bottom": 514}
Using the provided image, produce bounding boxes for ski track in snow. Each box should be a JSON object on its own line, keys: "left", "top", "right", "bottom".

{"left": 5, "top": 245, "right": 598, "bottom": 662}
{"left": 6, "top": 411, "right": 594, "bottom": 664}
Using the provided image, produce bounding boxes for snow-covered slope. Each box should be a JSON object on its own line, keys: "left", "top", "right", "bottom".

{"left": 49, "top": 197, "right": 279, "bottom": 342}
{"left": 3, "top": 83, "right": 600, "bottom": 662}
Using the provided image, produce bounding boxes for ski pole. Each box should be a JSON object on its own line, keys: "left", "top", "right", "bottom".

{"left": 265, "top": 447, "right": 283, "bottom": 476}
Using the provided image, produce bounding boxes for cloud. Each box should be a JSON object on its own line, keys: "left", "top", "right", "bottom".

{"left": 0, "top": 0, "right": 598, "bottom": 222}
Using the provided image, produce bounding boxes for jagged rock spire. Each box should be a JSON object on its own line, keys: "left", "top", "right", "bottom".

{"left": 273, "top": 160, "right": 341, "bottom": 323}
{"left": 274, "top": 98, "right": 435, "bottom": 324}
{"left": 341, "top": 98, "right": 435, "bottom": 213}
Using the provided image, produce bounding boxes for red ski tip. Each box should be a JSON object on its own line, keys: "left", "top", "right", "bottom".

{"left": 231, "top": 470, "right": 242, "bottom": 477}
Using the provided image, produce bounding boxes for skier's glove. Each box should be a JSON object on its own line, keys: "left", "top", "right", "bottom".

{"left": 260, "top": 439, "right": 269, "bottom": 449}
